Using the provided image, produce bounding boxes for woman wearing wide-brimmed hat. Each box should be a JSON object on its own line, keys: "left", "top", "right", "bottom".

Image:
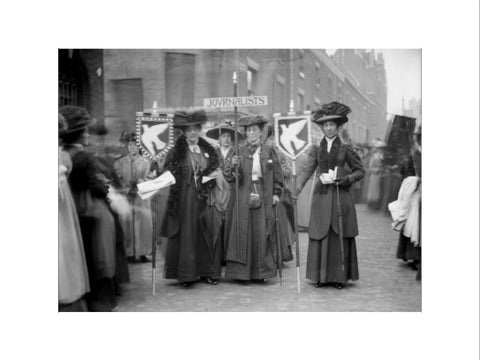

{"left": 225, "top": 115, "right": 284, "bottom": 282}
{"left": 296, "top": 102, "right": 365, "bottom": 289}
{"left": 60, "top": 105, "right": 118, "bottom": 310}
{"left": 205, "top": 123, "right": 245, "bottom": 264}
{"left": 161, "top": 110, "right": 220, "bottom": 287}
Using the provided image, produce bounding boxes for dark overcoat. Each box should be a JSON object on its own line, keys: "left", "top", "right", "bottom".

{"left": 226, "top": 143, "right": 283, "bottom": 265}
{"left": 296, "top": 137, "right": 365, "bottom": 240}
{"left": 161, "top": 136, "right": 219, "bottom": 238}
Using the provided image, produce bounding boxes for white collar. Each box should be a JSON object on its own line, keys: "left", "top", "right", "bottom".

{"left": 187, "top": 141, "right": 201, "bottom": 153}
{"left": 220, "top": 146, "right": 231, "bottom": 157}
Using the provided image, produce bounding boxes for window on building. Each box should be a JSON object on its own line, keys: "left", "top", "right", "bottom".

{"left": 247, "top": 67, "right": 257, "bottom": 96}
{"left": 299, "top": 64, "right": 305, "bottom": 79}
{"left": 315, "top": 79, "right": 321, "bottom": 90}
{"left": 59, "top": 76, "right": 78, "bottom": 106}
{"left": 165, "top": 52, "right": 195, "bottom": 107}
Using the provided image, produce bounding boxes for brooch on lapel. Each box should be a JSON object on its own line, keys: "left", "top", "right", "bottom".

{"left": 204, "top": 153, "right": 210, "bottom": 158}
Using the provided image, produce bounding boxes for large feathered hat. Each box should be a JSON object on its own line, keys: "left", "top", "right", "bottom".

{"left": 59, "top": 105, "right": 94, "bottom": 135}
{"left": 173, "top": 109, "right": 207, "bottom": 128}
{"left": 238, "top": 114, "right": 268, "bottom": 128}
{"left": 312, "top": 101, "right": 351, "bottom": 126}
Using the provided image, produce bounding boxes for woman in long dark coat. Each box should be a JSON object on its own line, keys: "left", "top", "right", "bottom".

{"left": 225, "top": 115, "right": 284, "bottom": 282}
{"left": 161, "top": 110, "right": 220, "bottom": 287}
{"left": 296, "top": 102, "right": 365, "bottom": 290}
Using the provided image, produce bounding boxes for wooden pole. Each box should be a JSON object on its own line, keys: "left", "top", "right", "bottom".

{"left": 275, "top": 205, "right": 283, "bottom": 287}
{"left": 335, "top": 184, "right": 345, "bottom": 273}
{"left": 152, "top": 185, "right": 157, "bottom": 296}
{"left": 292, "top": 161, "right": 301, "bottom": 293}
{"left": 233, "top": 72, "right": 240, "bottom": 253}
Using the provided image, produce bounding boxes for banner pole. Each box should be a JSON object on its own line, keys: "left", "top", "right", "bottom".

{"left": 152, "top": 176, "right": 157, "bottom": 296}
{"left": 233, "top": 72, "right": 240, "bottom": 255}
{"left": 292, "top": 161, "right": 301, "bottom": 293}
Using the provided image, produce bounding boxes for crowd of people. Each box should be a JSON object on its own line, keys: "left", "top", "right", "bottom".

{"left": 58, "top": 101, "right": 420, "bottom": 311}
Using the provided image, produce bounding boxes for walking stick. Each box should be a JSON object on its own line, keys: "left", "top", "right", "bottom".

{"left": 233, "top": 72, "right": 240, "bottom": 253}
{"left": 274, "top": 205, "right": 283, "bottom": 287}
{"left": 152, "top": 190, "right": 157, "bottom": 296}
{"left": 292, "top": 161, "right": 301, "bottom": 293}
{"left": 130, "top": 159, "right": 136, "bottom": 260}
{"left": 335, "top": 184, "right": 345, "bottom": 272}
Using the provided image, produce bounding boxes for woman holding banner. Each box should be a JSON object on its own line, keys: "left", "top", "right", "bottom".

{"left": 161, "top": 110, "right": 220, "bottom": 287}
{"left": 205, "top": 123, "right": 245, "bottom": 265}
{"left": 296, "top": 102, "right": 364, "bottom": 290}
{"left": 225, "top": 115, "right": 284, "bottom": 282}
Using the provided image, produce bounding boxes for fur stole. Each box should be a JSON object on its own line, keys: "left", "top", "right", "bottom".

{"left": 163, "top": 135, "right": 219, "bottom": 216}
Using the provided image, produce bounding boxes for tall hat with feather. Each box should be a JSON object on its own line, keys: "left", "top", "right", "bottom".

{"left": 312, "top": 101, "right": 351, "bottom": 126}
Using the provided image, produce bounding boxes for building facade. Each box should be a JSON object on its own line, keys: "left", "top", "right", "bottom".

{"left": 59, "top": 49, "right": 388, "bottom": 146}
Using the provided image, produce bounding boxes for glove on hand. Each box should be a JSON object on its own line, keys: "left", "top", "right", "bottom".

{"left": 336, "top": 176, "right": 351, "bottom": 187}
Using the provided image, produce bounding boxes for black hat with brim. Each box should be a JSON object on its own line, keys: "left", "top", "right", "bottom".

{"left": 173, "top": 109, "right": 207, "bottom": 128}
{"left": 238, "top": 115, "right": 268, "bottom": 128}
{"left": 313, "top": 115, "right": 348, "bottom": 126}
{"left": 205, "top": 124, "right": 245, "bottom": 141}
{"left": 59, "top": 105, "right": 95, "bottom": 137}
{"left": 312, "top": 102, "right": 351, "bottom": 127}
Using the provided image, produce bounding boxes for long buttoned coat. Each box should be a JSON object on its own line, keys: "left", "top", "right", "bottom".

{"left": 296, "top": 137, "right": 365, "bottom": 241}
{"left": 161, "top": 136, "right": 220, "bottom": 281}
{"left": 226, "top": 143, "right": 283, "bottom": 265}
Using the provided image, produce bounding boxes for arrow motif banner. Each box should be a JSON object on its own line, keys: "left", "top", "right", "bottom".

{"left": 136, "top": 114, "right": 174, "bottom": 160}
{"left": 274, "top": 115, "right": 312, "bottom": 160}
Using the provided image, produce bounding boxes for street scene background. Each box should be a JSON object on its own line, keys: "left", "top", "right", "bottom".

{"left": 58, "top": 48, "right": 422, "bottom": 312}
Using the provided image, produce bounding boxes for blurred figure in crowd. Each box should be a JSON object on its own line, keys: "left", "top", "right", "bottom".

{"left": 395, "top": 124, "right": 422, "bottom": 279}
{"left": 58, "top": 113, "right": 90, "bottom": 311}
{"left": 205, "top": 123, "right": 245, "bottom": 265}
{"left": 60, "top": 105, "right": 117, "bottom": 311}
{"left": 162, "top": 110, "right": 220, "bottom": 287}
{"left": 266, "top": 124, "right": 295, "bottom": 263}
{"left": 95, "top": 154, "right": 130, "bottom": 295}
{"left": 275, "top": 151, "right": 295, "bottom": 263}
{"left": 296, "top": 102, "right": 364, "bottom": 290}
{"left": 366, "top": 139, "right": 386, "bottom": 210}
{"left": 114, "top": 133, "right": 152, "bottom": 263}
{"left": 225, "top": 115, "right": 283, "bottom": 282}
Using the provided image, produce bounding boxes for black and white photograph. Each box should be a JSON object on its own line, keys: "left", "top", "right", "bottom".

{"left": 3, "top": 1, "right": 478, "bottom": 360}
{"left": 58, "top": 48, "right": 422, "bottom": 312}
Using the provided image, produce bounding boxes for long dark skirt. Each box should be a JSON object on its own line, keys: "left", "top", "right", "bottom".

{"left": 396, "top": 233, "right": 420, "bottom": 261}
{"left": 225, "top": 201, "right": 277, "bottom": 281}
{"left": 306, "top": 228, "right": 359, "bottom": 284}
{"left": 79, "top": 216, "right": 117, "bottom": 312}
{"left": 164, "top": 184, "right": 222, "bottom": 282}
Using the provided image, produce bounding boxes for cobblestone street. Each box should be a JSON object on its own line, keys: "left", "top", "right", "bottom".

{"left": 115, "top": 204, "right": 421, "bottom": 312}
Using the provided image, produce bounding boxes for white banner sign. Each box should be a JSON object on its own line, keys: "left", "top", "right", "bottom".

{"left": 203, "top": 96, "right": 268, "bottom": 109}
{"left": 274, "top": 114, "right": 312, "bottom": 160}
